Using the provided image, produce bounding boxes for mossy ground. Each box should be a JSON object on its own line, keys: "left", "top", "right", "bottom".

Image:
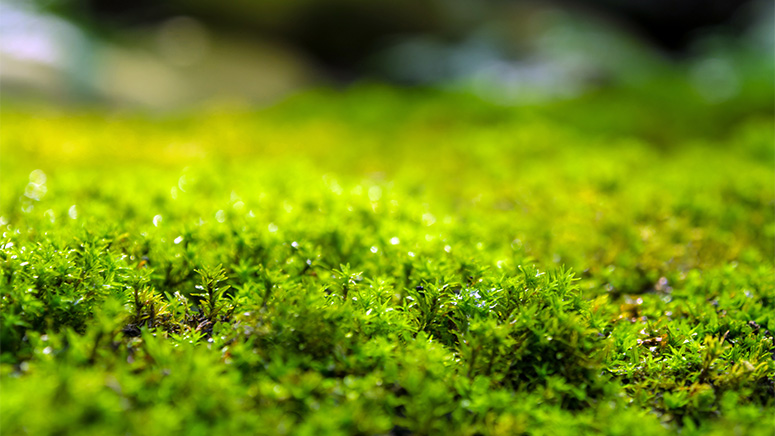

{"left": 1, "top": 83, "right": 774, "bottom": 435}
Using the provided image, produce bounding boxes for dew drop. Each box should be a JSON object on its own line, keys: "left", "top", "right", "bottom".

{"left": 68, "top": 205, "right": 78, "bottom": 219}
{"left": 29, "top": 169, "right": 46, "bottom": 184}
{"left": 178, "top": 175, "right": 188, "bottom": 192}
{"left": 24, "top": 183, "right": 47, "bottom": 201}
{"left": 329, "top": 179, "right": 343, "bottom": 195}
{"left": 153, "top": 215, "right": 163, "bottom": 227}
{"left": 215, "top": 210, "right": 226, "bottom": 223}
{"left": 368, "top": 186, "right": 382, "bottom": 202}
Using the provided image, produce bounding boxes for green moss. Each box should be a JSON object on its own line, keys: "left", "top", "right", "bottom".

{"left": 1, "top": 83, "right": 773, "bottom": 435}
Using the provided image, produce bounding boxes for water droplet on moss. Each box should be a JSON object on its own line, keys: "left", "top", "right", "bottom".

{"left": 29, "top": 169, "right": 46, "bottom": 184}
{"left": 368, "top": 186, "right": 382, "bottom": 201}
{"left": 178, "top": 175, "right": 188, "bottom": 192}
{"left": 24, "top": 183, "right": 47, "bottom": 201}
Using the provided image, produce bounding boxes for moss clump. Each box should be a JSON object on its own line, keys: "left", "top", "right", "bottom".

{"left": 1, "top": 83, "right": 773, "bottom": 435}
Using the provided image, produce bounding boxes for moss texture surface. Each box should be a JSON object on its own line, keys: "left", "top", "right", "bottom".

{"left": 1, "top": 85, "right": 774, "bottom": 435}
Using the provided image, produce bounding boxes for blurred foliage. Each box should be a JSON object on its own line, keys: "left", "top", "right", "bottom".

{"left": 0, "top": 80, "right": 773, "bottom": 434}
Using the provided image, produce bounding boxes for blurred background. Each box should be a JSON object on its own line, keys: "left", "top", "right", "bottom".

{"left": 1, "top": 0, "right": 773, "bottom": 109}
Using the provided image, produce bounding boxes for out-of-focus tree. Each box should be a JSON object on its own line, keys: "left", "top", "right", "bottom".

{"left": 30, "top": 0, "right": 762, "bottom": 73}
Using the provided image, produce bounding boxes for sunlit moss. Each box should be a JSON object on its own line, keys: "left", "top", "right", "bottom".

{"left": 1, "top": 85, "right": 773, "bottom": 435}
